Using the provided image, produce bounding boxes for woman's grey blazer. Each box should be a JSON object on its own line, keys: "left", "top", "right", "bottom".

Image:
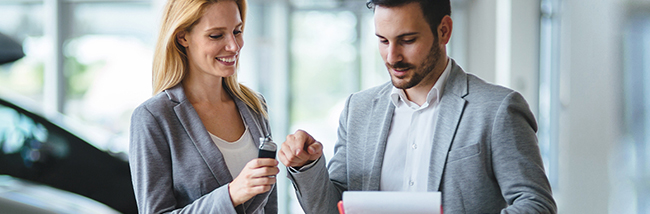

{"left": 129, "top": 84, "right": 276, "bottom": 214}
{"left": 288, "top": 60, "right": 556, "bottom": 214}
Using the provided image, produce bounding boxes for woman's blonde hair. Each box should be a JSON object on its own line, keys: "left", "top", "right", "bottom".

{"left": 152, "top": 0, "right": 267, "bottom": 117}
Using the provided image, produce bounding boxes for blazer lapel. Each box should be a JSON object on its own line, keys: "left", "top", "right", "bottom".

{"left": 233, "top": 95, "right": 271, "bottom": 212}
{"left": 428, "top": 60, "right": 468, "bottom": 191}
{"left": 234, "top": 97, "right": 264, "bottom": 148}
{"left": 365, "top": 85, "right": 395, "bottom": 191}
{"left": 166, "top": 85, "right": 233, "bottom": 186}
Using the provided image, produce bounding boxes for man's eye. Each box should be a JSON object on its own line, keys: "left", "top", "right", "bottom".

{"left": 403, "top": 39, "right": 415, "bottom": 44}
{"left": 379, "top": 39, "right": 389, "bottom": 44}
{"left": 209, "top": 35, "right": 223, "bottom": 39}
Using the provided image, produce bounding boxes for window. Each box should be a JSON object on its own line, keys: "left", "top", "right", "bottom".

{"left": 622, "top": 11, "right": 650, "bottom": 214}
{"left": 0, "top": 0, "right": 156, "bottom": 155}
{"left": 538, "top": 0, "right": 560, "bottom": 188}
{"left": 62, "top": 1, "right": 156, "bottom": 154}
{"left": 0, "top": 2, "right": 45, "bottom": 103}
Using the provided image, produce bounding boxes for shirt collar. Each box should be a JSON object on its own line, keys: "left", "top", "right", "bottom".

{"left": 390, "top": 58, "right": 452, "bottom": 108}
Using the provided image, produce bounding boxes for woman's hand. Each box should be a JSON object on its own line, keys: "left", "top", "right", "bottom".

{"left": 228, "top": 158, "right": 279, "bottom": 206}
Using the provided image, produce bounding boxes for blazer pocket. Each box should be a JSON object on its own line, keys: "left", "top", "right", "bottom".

{"left": 447, "top": 143, "right": 481, "bottom": 163}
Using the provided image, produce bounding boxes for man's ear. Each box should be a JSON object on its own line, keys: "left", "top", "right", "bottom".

{"left": 437, "top": 15, "right": 453, "bottom": 45}
{"left": 177, "top": 31, "right": 189, "bottom": 47}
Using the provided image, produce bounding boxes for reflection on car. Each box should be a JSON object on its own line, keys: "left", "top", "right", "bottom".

{"left": 0, "top": 175, "right": 119, "bottom": 214}
{"left": 0, "top": 97, "right": 136, "bottom": 213}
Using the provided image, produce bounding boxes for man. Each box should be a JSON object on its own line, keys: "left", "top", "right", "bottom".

{"left": 279, "top": 0, "right": 557, "bottom": 213}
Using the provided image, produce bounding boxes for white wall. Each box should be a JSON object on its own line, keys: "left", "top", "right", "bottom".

{"left": 460, "top": 0, "right": 627, "bottom": 213}
{"left": 459, "top": 0, "right": 539, "bottom": 115}
{"left": 556, "top": 0, "right": 623, "bottom": 213}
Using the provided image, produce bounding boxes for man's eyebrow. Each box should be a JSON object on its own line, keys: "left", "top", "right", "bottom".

{"left": 397, "top": 32, "right": 419, "bottom": 38}
{"left": 375, "top": 32, "right": 419, "bottom": 38}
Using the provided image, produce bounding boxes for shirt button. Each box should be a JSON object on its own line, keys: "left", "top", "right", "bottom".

{"left": 409, "top": 181, "right": 415, "bottom": 186}
{"left": 412, "top": 143, "right": 417, "bottom": 149}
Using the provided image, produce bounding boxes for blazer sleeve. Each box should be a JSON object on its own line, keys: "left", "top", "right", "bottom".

{"left": 286, "top": 95, "right": 353, "bottom": 214}
{"left": 491, "top": 92, "right": 557, "bottom": 214}
{"left": 129, "top": 105, "right": 238, "bottom": 214}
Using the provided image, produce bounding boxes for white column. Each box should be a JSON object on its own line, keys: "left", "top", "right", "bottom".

{"left": 555, "top": 0, "right": 623, "bottom": 213}
{"left": 464, "top": 0, "right": 539, "bottom": 113}
{"left": 466, "top": 0, "right": 497, "bottom": 83}
{"left": 43, "top": 0, "right": 65, "bottom": 116}
{"left": 495, "top": 0, "right": 512, "bottom": 87}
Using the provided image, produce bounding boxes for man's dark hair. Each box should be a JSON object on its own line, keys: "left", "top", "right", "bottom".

{"left": 367, "top": 0, "right": 451, "bottom": 37}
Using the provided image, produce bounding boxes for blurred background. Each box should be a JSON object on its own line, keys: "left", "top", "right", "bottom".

{"left": 0, "top": 0, "right": 647, "bottom": 213}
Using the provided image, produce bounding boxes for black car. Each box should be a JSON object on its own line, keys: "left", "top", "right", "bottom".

{"left": 0, "top": 96, "right": 137, "bottom": 213}
{"left": 0, "top": 174, "right": 121, "bottom": 213}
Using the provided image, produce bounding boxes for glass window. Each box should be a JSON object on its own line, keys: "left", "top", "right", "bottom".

{"left": 286, "top": 2, "right": 381, "bottom": 212}
{"left": 621, "top": 11, "right": 650, "bottom": 214}
{"left": 537, "top": 0, "right": 560, "bottom": 188}
{"left": 0, "top": 2, "right": 45, "bottom": 103}
{"left": 62, "top": 1, "right": 156, "bottom": 154}
{"left": 290, "top": 10, "right": 360, "bottom": 160}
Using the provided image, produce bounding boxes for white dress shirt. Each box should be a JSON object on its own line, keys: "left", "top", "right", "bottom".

{"left": 380, "top": 58, "right": 452, "bottom": 191}
{"left": 209, "top": 127, "right": 258, "bottom": 178}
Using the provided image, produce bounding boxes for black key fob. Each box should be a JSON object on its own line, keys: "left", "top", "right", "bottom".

{"left": 258, "top": 136, "right": 277, "bottom": 159}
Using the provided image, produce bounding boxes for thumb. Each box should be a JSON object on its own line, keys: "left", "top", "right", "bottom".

{"left": 307, "top": 141, "right": 323, "bottom": 160}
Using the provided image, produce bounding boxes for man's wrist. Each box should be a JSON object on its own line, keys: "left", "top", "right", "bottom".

{"left": 288, "top": 157, "right": 321, "bottom": 173}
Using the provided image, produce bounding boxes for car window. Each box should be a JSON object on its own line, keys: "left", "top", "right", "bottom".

{"left": 0, "top": 103, "right": 69, "bottom": 168}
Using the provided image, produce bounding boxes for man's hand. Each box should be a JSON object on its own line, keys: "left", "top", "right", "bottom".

{"left": 279, "top": 130, "right": 323, "bottom": 168}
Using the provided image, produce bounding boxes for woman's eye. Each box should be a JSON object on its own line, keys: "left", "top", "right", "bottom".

{"left": 379, "top": 39, "right": 388, "bottom": 44}
{"left": 234, "top": 30, "right": 242, "bottom": 35}
{"left": 209, "top": 35, "right": 223, "bottom": 39}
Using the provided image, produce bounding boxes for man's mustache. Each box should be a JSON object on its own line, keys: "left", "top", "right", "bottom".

{"left": 387, "top": 61, "right": 414, "bottom": 71}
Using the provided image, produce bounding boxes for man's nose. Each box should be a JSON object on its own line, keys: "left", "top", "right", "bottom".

{"left": 386, "top": 44, "right": 403, "bottom": 65}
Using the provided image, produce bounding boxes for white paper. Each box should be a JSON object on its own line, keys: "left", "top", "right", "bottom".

{"left": 342, "top": 191, "right": 441, "bottom": 214}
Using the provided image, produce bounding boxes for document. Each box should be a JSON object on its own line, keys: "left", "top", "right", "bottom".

{"left": 341, "top": 191, "right": 441, "bottom": 214}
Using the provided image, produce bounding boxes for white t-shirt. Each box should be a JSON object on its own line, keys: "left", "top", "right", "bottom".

{"left": 209, "top": 127, "right": 258, "bottom": 178}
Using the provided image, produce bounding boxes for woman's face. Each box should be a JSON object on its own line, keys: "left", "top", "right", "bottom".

{"left": 177, "top": 0, "right": 243, "bottom": 79}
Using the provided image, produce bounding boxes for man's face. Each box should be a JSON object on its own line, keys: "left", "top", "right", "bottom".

{"left": 374, "top": 2, "right": 443, "bottom": 90}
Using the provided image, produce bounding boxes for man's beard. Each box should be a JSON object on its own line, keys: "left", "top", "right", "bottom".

{"left": 387, "top": 42, "right": 442, "bottom": 90}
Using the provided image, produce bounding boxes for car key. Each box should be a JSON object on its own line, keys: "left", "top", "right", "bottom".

{"left": 258, "top": 136, "right": 276, "bottom": 159}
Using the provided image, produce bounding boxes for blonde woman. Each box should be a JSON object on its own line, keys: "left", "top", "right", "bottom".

{"left": 129, "top": 0, "right": 278, "bottom": 213}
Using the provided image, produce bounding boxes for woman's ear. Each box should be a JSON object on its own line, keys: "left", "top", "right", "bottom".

{"left": 177, "top": 31, "right": 189, "bottom": 47}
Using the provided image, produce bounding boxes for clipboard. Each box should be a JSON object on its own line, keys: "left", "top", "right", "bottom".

{"left": 337, "top": 191, "right": 442, "bottom": 214}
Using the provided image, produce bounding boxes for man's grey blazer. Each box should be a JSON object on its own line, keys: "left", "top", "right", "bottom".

{"left": 288, "top": 60, "right": 556, "bottom": 214}
{"left": 129, "top": 84, "right": 277, "bottom": 214}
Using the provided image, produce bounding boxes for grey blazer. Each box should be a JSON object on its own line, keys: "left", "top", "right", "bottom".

{"left": 288, "top": 60, "right": 556, "bottom": 214}
{"left": 129, "top": 84, "right": 276, "bottom": 214}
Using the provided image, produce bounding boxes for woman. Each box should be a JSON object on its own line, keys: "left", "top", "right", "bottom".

{"left": 129, "top": 0, "right": 278, "bottom": 213}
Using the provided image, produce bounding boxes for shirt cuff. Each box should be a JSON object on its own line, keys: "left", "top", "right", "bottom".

{"left": 288, "top": 157, "right": 321, "bottom": 173}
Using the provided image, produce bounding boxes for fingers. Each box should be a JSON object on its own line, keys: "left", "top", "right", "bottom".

{"left": 248, "top": 158, "right": 279, "bottom": 168}
{"left": 247, "top": 176, "right": 277, "bottom": 186}
{"left": 229, "top": 159, "right": 279, "bottom": 206}
{"left": 245, "top": 159, "right": 280, "bottom": 177}
{"left": 307, "top": 141, "right": 323, "bottom": 161}
{"left": 239, "top": 168, "right": 277, "bottom": 193}
{"left": 279, "top": 130, "right": 323, "bottom": 167}
{"left": 229, "top": 175, "right": 275, "bottom": 206}
{"left": 293, "top": 129, "right": 315, "bottom": 146}
{"left": 279, "top": 142, "right": 310, "bottom": 167}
